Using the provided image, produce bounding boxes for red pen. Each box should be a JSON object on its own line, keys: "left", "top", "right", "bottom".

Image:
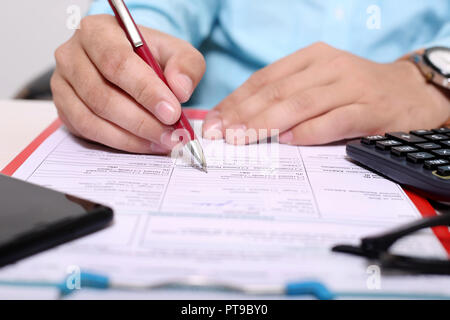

{"left": 108, "top": 0, "right": 207, "bottom": 172}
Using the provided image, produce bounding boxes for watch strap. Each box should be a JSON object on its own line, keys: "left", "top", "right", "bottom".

{"left": 410, "top": 52, "right": 450, "bottom": 90}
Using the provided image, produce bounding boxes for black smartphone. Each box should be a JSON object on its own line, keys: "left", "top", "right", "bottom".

{"left": 0, "top": 174, "right": 113, "bottom": 267}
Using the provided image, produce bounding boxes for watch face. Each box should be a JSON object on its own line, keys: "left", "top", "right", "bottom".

{"left": 426, "top": 47, "right": 450, "bottom": 76}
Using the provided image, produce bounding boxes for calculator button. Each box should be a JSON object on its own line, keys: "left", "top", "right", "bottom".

{"left": 432, "top": 149, "right": 450, "bottom": 158}
{"left": 410, "top": 129, "right": 434, "bottom": 136}
{"left": 437, "top": 165, "right": 450, "bottom": 177}
{"left": 432, "top": 127, "right": 450, "bottom": 134}
{"left": 376, "top": 140, "right": 402, "bottom": 150}
{"left": 407, "top": 152, "right": 435, "bottom": 163}
{"left": 361, "top": 135, "right": 386, "bottom": 145}
{"left": 385, "top": 132, "right": 426, "bottom": 144}
{"left": 440, "top": 141, "right": 450, "bottom": 148}
{"left": 424, "top": 159, "right": 450, "bottom": 170}
{"left": 391, "top": 146, "right": 418, "bottom": 157}
{"left": 416, "top": 142, "right": 442, "bottom": 150}
{"left": 424, "top": 134, "right": 448, "bottom": 141}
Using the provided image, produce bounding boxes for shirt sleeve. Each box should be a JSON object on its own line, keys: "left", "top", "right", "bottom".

{"left": 421, "top": 23, "right": 450, "bottom": 49}
{"left": 87, "top": 0, "right": 220, "bottom": 47}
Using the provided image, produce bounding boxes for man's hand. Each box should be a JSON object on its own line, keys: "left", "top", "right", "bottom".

{"left": 203, "top": 42, "right": 450, "bottom": 145}
{"left": 52, "top": 15, "right": 205, "bottom": 154}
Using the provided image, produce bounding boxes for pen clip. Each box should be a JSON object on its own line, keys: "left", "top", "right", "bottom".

{"left": 109, "top": 0, "right": 144, "bottom": 48}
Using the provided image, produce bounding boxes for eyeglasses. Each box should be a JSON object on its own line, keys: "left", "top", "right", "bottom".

{"left": 332, "top": 212, "right": 450, "bottom": 275}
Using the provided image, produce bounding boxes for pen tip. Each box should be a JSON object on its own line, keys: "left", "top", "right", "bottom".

{"left": 185, "top": 140, "right": 208, "bottom": 173}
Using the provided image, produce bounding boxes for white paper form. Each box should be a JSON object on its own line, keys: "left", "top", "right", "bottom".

{"left": 1, "top": 122, "right": 449, "bottom": 299}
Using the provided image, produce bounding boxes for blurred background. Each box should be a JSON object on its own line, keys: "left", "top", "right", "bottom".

{"left": 0, "top": 0, "right": 92, "bottom": 99}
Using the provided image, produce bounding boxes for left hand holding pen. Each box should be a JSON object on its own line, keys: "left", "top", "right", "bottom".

{"left": 202, "top": 42, "right": 450, "bottom": 145}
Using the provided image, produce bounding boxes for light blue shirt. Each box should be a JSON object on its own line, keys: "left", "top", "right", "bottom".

{"left": 88, "top": 0, "right": 450, "bottom": 109}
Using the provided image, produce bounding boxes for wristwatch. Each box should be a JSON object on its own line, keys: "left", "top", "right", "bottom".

{"left": 411, "top": 47, "right": 450, "bottom": 90}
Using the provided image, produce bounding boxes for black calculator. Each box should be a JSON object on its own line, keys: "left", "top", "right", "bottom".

{"left": 346, "top": 127, "right": 450, "bottom": 202}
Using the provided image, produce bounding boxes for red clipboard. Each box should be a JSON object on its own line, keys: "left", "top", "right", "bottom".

{"left": 2, "top": 110, "right": 450, "bottom": 255}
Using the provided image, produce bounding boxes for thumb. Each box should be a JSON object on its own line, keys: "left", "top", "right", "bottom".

{"left": 165, "top": 46, "right": 206, "bottom": 103}
{"left": 142, "top": 29, "right": 206, "bottom": 103}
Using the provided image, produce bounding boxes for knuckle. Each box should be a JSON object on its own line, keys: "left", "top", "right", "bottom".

{"left": 355, "top": 77, "right": 372, "bottom": 94}
{"left": 79, "top": 15, "right": 116, "bottom": 47}
{"left": 257, "top": 115, "right": 272, "bottom": 131}
{"left": 287, "top": 92, "right": 315, "bottom": 114}
{"left": 123, "top": 138, "right": 133, "bottom": 151}
{"left": 79, "top": 17, "right": 89, "bottom": 31}
{"left": 79, "top": 16, "right": 96, "bottom": 35}
{"left": 75, "top": 114, "right": 97, "bottom": 141}
{"left": 310, "top": 41, "right": 330, "bottom": 51}
{"left": 222, "top": 107, "right": 243, "bottom": 127}
{"left": 247, "top": 69, "right": 267, "bottom": 90}
{"left": 330, "top": 53, "right": 352, "bottom": 70}
{"left": 54, "top": 45, "right": 69, "bottom": 67}
{"left": 85, "top": 87, "right": 110, "bottom": 117}
{"left": 230, "top": 107, "right": 244, "bottom": 124}
{"left": 133, "top": 79, "right": 154, "bottom": 106}
{"left": 99, "top": 49, "right": 130, "bottom": 81}
{"left": 133, "top": 118, "right": 147, "bottom": 137}
{"left": 312, "top": 41, "right": 327, "bottom": 49}
{"left": 265, "top": 83, "right": 285, "bottom": 102}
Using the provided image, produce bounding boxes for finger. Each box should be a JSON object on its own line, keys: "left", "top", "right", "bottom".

{"left": 145, "top": 30, "right": 206, "bottom": 103}
{"left": 241, "top": 80, "right": 361, "bottom": 143}
{"left": 216, "top": 64, "right": 341, "bottom": 132}
{"left": 279, "top": 104, "right": 369, "bottom": 146}
{"left": 56, "top": 107, "right": 80, "bottom": 136}
{"left": 51, "top": 72, "right": 170, "bottom": 154}
{"left": 213, "top": 42, "right": 341, "bottom": 115}
{"left": 202, "top": 110, "right": 224, "bottom": 140}
{"left": 57, "top": 43, "right": 176, "bottom": 149}
{"left": 78, "top": 15, "right": 181, "bottom": 125}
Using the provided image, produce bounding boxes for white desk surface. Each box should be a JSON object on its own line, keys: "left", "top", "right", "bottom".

{"left": 0, "top": 100, "right": 57, "bottom": 170}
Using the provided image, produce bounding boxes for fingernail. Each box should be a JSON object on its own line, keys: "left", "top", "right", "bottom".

{"left": 175, "top": 74, "right": 193, "bottom": 102}
{"left": 225, "top": 125, "right": 247, "bottom": 145}
{"left": 160, "top": 130, "right": 179, "bottom": 149}
{"left": 150, "top": 142, "right": 170, "bottom": 154}
{"left": 203, "top": 118, "right": 223, "bottom": 140}
{"left": 155, "top": 101, "right": 177, "bottom": 124}
{"left": 279, "top": 131, "right": 294, "bottom": 144}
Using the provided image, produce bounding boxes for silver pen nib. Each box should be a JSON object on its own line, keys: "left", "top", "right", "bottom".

{"left": 186, "top": 140, "right": 208, "bottom": 173}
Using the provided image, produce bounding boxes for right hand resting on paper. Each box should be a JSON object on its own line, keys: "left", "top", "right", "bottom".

{"left": 51, "top": 14, "right": 206, "bottom": 154}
